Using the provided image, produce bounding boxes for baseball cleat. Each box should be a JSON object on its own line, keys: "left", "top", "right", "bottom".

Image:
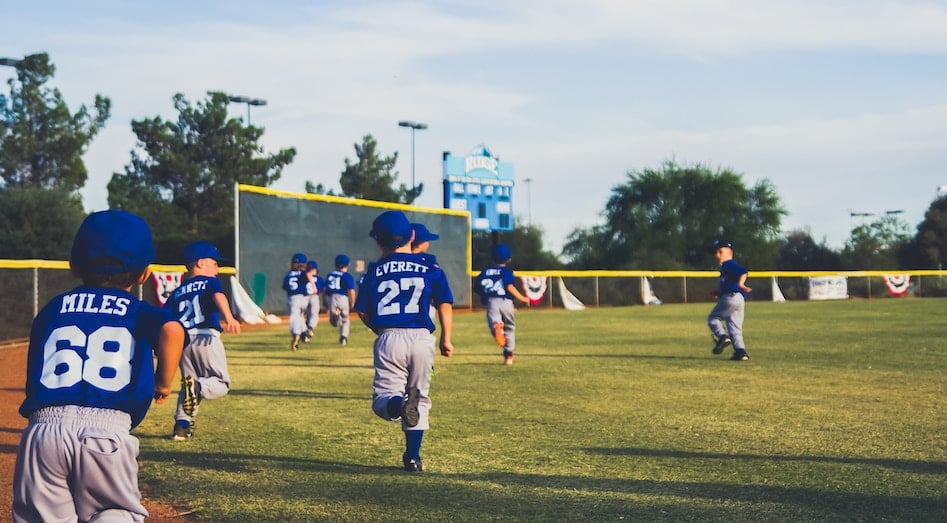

{"left": 340, "top": 336, "right": 347, "bottom": 346}
{"left": 504, "top": 355, "right": 513, "bottom": 366}
{"left": 172, "top": 420, "right": 192, "bottom": 441}
{"left": 493, "top": 322, "right": 506, "bottom": 347}
{"left": 305, "top": 328, "right": 314, "bottom": 338}
{"left": 731, "top": 350, "right": 749, "bottom": 361}
{"left": 712, "top": 335, "right": 732, "bottom": 355}
{"left": 403, "top": 388, "right": 421, "bottom": 428}
{"left": 403, "top": 454, "right": 423, "bottom": 472}
{"left": 181, "top": 377, "right": 199, "bottom": 417}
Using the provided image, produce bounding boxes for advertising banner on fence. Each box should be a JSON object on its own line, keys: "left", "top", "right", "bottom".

{"left": 808, "top": 276, "right": 848, "bottom": 300}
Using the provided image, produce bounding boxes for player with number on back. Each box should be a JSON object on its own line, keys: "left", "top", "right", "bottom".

{"left": 708, "top": 239, "right": 752, "bottom": 361}
{"left": 164, "top": 241, "right": 241, "bottom": 441}
{"left": 327, "top": 253, "right": 356, "bottom": 346}
{"left": 476, "top": 243, "right": 531, "bottom": 365}
{"left": 14, "top": 210, "right": 186, "bottom": 522}
{"left": 283, "top": 252, "right": 313, "bottom": 351}
{"left": 304, "top": 260, "right": 325, "bottom": 342}
{"left": 355, "top": 210, "right": 454, "bottom": 473}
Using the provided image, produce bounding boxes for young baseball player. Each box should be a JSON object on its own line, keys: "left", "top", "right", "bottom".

{"left": 304, "top": 259, "right": 325, "bottom": 342}
{"left": 283, "top": 252, "right": 313, "bottom": 351}
{"left": 13, "top": 209, "right": 186, "bottom": 522}
{"left": 327, "top": 253, "right": 356, "bottom": 345}
{"left": 708, "top": 239, "right": 752, "bottom": 361}
{"left": 410, "top": 222, "right": 439, "bottom": 256}
{"left": 355, "top": 210, "right": 454, "bottom": 473}
{"left": 164, "top": 241, "right": 241, "bottom": 440}
{"left": 476, "top": 243, "right": 531, "bottom": 365}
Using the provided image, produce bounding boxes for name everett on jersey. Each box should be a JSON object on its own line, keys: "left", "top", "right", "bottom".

{"left": 59, "top": 292, "right": 130, "bottom": 315}
{"left": 374, "top": 260, "right": 430, "bottom": 276}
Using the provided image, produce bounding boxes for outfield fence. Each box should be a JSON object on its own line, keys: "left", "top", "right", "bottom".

{"left": 3, "top": 259, "right": 946, "bottom": 341}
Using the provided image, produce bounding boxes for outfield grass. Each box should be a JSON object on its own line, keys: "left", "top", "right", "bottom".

{"left": 136, "top": 299, "right": 947, "bottom": 522}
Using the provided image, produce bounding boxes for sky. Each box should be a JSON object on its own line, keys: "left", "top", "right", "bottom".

{"left": 4, "top": 0, "right": 947, "bottom": 255}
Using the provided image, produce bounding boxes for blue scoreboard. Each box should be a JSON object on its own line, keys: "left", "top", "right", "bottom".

{"left": 442, "top": 144, "right": 514, "bottom": 231}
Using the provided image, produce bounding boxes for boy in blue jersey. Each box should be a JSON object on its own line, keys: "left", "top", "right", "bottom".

{"left": 355, "top": 210, "right": 454, "bottom": 472}
{"left": 13, "top": 210, "right": 186, "bottom": 523}
{"left": 304, "top": 260, "right": 325, "bottom": 343}
{"left": 283, "top": 253, "right": 313, "bottom": 351}
{"left": 164, "top": 241, "right": 241, "bottom": 440}
{"left": 708, "top": 239, "right": 752, "bottom": 361}
{"left": 476, "top": 244, "right": 531, "bottom": 365}
{"left": 327, "top": 254, "right": 356, "bottom": 345}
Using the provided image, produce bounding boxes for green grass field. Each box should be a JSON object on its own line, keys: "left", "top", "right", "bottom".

{"left": 135, "top": 299, "right": 947, "bottom": 522}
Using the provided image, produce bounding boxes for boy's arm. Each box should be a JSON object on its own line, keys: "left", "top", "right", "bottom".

{"left": 214, "top": 291, "right": 242, "bottom": 334}
{"left": 153, "top": 320, "right": 185, "bottom": 404}
{"left": 506, "top": 283, "right": 531, "bottom": 305}
{"left": 738, "top": 273, "right": 752, "bottom": 293}
{"left": 437, "top": 302, "right": 453, "bottom": 357}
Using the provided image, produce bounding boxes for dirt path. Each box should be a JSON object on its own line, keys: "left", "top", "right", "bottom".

{"left": 1, "top": 344, "right": 189, "bottom": 522}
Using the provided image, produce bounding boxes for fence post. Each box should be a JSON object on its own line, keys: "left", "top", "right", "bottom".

{"left": 33, "top": 267, "right": 39, "bottom": 318}
{"left": 683, "top": 276, "right": 687, "bottom": 304}
{"left": 594, "top": 277, "right": 600, "bottom": 307}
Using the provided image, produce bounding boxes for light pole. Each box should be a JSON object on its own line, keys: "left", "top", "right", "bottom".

{"left": 0, "top": 57, "right": 22, "bottom": 68}
{"left": 398, "top": 120, "right": 427, "bottom": 188}
{"left": 524, "top": 177, "right": 533, "bottom": 226}
{"left": 228, "top": 95, "right": 267, "bottom": 125}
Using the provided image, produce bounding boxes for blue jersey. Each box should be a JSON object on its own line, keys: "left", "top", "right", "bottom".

{"left": 283, "top": 270, "right": 309, "bottom": 297}
{"left": 163, "top": 275, "right": 225, "bottom": 331}
{"left": 354, "top": 252, "right": 453, "bottom": 332}
{"left": 19, "top": 286, "right": 179, "bottom": 428}
{"left": 307, "top": 275, "right": 325, "bottom": 295}
{"left": 326, "top": 270, "right": 356, "bottom": 296}
{"left": 476, "top": 265, "right": 516, "bottom": 304}
{"left": 718, "top": 259, "right": 749, "bottom": 295}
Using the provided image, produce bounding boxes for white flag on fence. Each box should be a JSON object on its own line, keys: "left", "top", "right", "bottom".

{"left": 557, "top": 277, "right": 586, "bottom": 310}
{"left": 772, "top": 276, "right": 787, "bottom": 302}
{"left": 641, "top": 277, "right": 662, "bottom": 305}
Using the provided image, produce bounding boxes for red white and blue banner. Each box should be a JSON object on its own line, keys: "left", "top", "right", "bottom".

{"left": 521, "top": 276, "right": 547, "bottom": 305}
{"left": 882, "top": 274, "right": 911, "bottom": 297}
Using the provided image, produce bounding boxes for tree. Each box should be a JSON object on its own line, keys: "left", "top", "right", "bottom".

{"left": 0, "top": 53, "right": 110, "bottom": 192}
{"left": 339, "top": 134, "right": 420, "bottom": 204}
{"left": 471, "top": 222, "right": 563, "bottom": 271}
{"left": 0, "top": 188, "right": 85, "bottom": 258}
{"left": 562, "top": 160, "right": 785, "bottom": 270}
{"left": 108, "top": 91, "right": 296, "bottom": 261}
{"left": 840, "top": 214, "right": 911, "bottom": 269}
{"left": 904, "top": 196, "right": 947, "bottom": 269}
{"left": 777, "top": 229, "right": 842, "bottom": 270}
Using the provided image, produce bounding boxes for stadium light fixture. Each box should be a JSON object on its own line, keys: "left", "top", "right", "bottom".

{"left": 0, "top": 57, "right": 22, "bottom": 67}
{"left": 228, "top": 95, "right": 267, "bottom": 125}
{"left": 398, "top": 120, "right": 428, "bottom": 189}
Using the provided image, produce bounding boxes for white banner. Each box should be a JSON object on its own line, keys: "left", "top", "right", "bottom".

{"left": 152, "top": 271, "right": 183, "bottom": 306}
{"left": 808, "top": 276, "right": 848, "bottom": 300}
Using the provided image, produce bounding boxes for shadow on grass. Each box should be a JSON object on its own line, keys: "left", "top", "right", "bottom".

{"left": 226, "top": 389, "right": 361, "bottom": 400}
{"left": 139, "top": 449, "right": 947, "bottom": 521}
{"left": 587, "top": 446, "right": 947, "bottom": 474}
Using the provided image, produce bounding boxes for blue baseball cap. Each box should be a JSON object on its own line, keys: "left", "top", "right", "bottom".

{"left": 492, "top": 243, "right": 512, "bottom": 263}
{"left": 183, "top": 241, "right": 226, "bottom": 264}
{"left": 335, "top": 254, "right": 350, "bottom": 267}
{"left": 713, "top": 239, "right": 734, "bottom": 250}
{"left": 411, "top": 223, "right": 439, "bottom": 244}
{"left": 292, "top": 253, "right": 308, "bottom": 264}
{"left": 306, "top": 260, "right": 319, "bottom": 270}
{"left": 370, "top": 210, "right": 412, "bottom": 249}
{"left": 70, "top": 209, "right": 155, "bottom": 275}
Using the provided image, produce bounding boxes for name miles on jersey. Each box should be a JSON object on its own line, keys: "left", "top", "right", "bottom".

{"left": 59, "top": 292, "right": 131, "bottom": 316}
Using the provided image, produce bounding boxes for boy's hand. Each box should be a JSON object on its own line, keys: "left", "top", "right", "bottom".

{"left": 153, "top": 386, "right": 171, "bottom": 404}
{"left": 440, "top": 341, "right": 454, "bottom": 357}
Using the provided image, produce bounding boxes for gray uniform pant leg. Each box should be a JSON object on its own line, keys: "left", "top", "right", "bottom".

{"left": 329, "top": 293, "right": 351, "bottom": 338}
{"left": 707, "top": 293, "right": 746, "bottom": 350}
{"left": 14, "top": 406, "right": 146, "bottom": 523}
{"left": 486, "top": 298, "right": 516, "bottom": 351}
{"left": 371, "top": 329, "right": 435, "bottom": 431}
{"left": 307, "top": 295, "right": 321, "bottom": 330}
{"left": 287, "top": 294, "right": 309, "bottom": 336}
{"left": 176, "top": 333, "right": 231, "bottom": 422}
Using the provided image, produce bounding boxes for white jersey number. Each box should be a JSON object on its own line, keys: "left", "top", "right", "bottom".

{"left": 480, "top": 278, "right": 506, "bottom": 296}
{"left": 176, "top": 296, "right": 205, "bottom": 329}
{"left": 377, "top": 277, "right": 425, "bottom": 316}
{"left": 40, "top": 325, "right": 135, "bottom": 392}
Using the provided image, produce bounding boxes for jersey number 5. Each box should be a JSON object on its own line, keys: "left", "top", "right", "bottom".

{"left": 41, "top": 325, "right": 135, "bottom": 392}
{"left": 377, "top": 277, "right": 425, "bottom": 316}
